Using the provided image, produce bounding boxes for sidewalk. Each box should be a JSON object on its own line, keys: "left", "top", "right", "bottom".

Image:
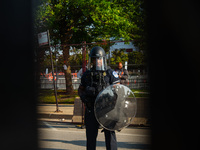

{"left": 37, "top": 104, "right": 74, "bottom": 121}
{"left": 37, "top": 101, "right": 150, "bottom": 126}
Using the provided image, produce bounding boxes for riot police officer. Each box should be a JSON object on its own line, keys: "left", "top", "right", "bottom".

{"left": 78, "top": 46, "right": 120, "bottom": 150}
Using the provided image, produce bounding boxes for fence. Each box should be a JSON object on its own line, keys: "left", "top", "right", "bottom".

{"left": 37, "top": 40, "right": 148, "bottom": 90}
{"left": 39, "top": 74, "right": 149, "bottom": 90}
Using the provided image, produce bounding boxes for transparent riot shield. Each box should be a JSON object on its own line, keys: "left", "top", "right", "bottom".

{"left": 94, "top": 84, "right": 137, "bottom": 131}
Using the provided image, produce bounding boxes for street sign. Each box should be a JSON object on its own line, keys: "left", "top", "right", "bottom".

{"left": 38, "top": 31, "right": 48, "bottom": 46}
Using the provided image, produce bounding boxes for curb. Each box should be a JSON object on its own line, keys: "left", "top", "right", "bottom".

{"left": 37, "top": 113, "right": 151, "bottom": 127}
{"left": 37, "top": 113, "right": 73, "bottom": 120}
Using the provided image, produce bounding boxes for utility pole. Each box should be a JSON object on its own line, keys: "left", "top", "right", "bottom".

{"left": 81, "top": 41, "right": 86, "bottom": 128}
{"left": 82, "top": 41, "right": 86, "bottom": 73}
{"left": 47, "top": 30, "right": 62, "bottom": 113}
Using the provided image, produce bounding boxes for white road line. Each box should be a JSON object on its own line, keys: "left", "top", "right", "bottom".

{"left": 43, "top": 121, "right": 58, "bottom": 131}
{"left": 41, "top": 122, "right": 150, "bottom": 137}
{"left": 50, "top": 129, "right": 148, "bottom": 137}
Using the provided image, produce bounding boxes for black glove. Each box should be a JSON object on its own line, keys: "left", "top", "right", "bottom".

{"left": 80, "top": 94, "right": 94, "bottom": 104}
{"left": 95, "top": 86, "right": 103, "bottom": 95}
{"left": 86, "top": 86, "right": 96, "bottom": 96}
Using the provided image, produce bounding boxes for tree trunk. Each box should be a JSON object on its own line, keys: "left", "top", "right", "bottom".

{"left": 63, "top": 44, "right": 74, "bottom": 94}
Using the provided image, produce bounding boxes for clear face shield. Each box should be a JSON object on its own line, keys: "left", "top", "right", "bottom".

{"left": 88, "top": 56, "right": 107, "bottom": 71}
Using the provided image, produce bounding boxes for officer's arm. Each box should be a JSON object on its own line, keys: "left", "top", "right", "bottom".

{"left": 78, "top": 84, "right": 87, "bottom": 103}
{"left": 78, "top": 72, "right": 88, "bottom": 103}
{"left": 110, "top": 70, "right": 120, "bottom": 84}
{"left": 78, "top": 84, "right": 85, "bottom": 96}
{"left": 78, "top": 71, "right": 96, "bottom": 103}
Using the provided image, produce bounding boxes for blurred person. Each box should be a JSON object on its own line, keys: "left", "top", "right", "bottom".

{"left": 77, "top": 60, "right": 88, "bottom": 78}
{"left": 115, "top": 62, "right": 129, "bottom": 85}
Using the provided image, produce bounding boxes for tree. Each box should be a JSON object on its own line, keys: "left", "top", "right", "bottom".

{"left": 110, "top": 49, "right": 128, "bottom": 65}
{"left": 34, "top": 0, "right": 145, "bottom": 94}
{"left": 126, "top": 0, "right": 146, "bottom": 51}
{"left": 128, "top": 51, "right": 145, "bottom": 64}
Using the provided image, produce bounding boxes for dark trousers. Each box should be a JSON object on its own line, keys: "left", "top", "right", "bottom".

{"left": 85, "top": 108, "right": 117, "bottom": 150}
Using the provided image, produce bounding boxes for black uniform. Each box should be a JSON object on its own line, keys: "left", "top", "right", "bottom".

{"left": 80, "top": 68, "right": 120, "bottom": 150}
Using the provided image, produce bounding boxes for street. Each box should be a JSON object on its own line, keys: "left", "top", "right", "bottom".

{"left": 38, "top": 120, "right": 151, "bottom": 150}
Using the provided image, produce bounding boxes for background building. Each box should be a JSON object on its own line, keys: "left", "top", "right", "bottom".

{"left": 109, "top": 40, "right": 139, "bottom": 57}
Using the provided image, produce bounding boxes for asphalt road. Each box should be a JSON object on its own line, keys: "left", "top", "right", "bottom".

{"left": 38, "top": 120, "right": 151, "bottom": 150}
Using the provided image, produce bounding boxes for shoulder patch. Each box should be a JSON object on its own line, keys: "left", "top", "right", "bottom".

{"left": 112, "top": 71, "right": 119, "bottom": 78}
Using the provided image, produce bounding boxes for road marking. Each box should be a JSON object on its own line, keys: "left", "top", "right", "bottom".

{"left": 50, "top": 128, "right": 149, "bottom": 137}
{"left": 40, "top": 122, "right": 150, "bottom": 137}
{"left": 43, "top": 121, "right": 58, "bottom": 131}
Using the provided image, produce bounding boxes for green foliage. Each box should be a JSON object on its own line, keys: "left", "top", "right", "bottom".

{"left": 34, "top": 0, "right": 145, "bottom": 45}
{"left": 37, "top": 89, "right": 148, "bottom": 104}
{"left": 69, "top": 53, "right": 82, "bottom": 66}
{"left": 37, "top": 89, "right": 79, "bottom": 104}
{"left": 110, "top": 49, "right": 128, "bottom": 65}
{"left": 128, "top": 51, "right": 145, "bottom": 64}
{"left": 34, "top": 0, "right": 146, "bottom": 58}
{"left": 110, "top": 50, "right": 145, "bottom": 66}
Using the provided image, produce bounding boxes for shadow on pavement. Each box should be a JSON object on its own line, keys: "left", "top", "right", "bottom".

{"left": 40, "top": 148, "right": 70, "bottom": 150}
{"left": 38, "top": 121, "right": 83, "bottom": 130}
{"left": 38, "top": 104, "right": 74, "bottom": 107}
{"left": 41, "top": 139, "right": 150, "bottom": 149}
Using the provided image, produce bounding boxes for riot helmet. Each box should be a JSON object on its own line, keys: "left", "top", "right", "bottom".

{"left": 88, "top": 46, "right": 107, "bottom": 71}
